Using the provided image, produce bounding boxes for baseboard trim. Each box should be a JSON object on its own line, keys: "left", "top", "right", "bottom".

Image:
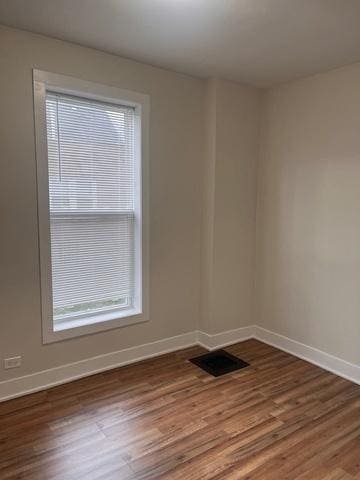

{"left": 254, "top": 326, "right": 360, "bottom": 386}
{"left": 196, "top": 326, "right": 255, "bottom": 350}
{"left": 1, "top": 325, "right": 359, "bottom": 401}
{"left": 0, "top": 331, "right": 198, "bottom": 402}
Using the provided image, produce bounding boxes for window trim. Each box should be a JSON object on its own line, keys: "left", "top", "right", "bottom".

{"left": 33, "top": 69, "right": 150, "bottom": 344}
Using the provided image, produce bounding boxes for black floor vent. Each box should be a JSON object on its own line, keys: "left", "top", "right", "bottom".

{"left": 189, "top": 349, "right": 249, "bottom": 377}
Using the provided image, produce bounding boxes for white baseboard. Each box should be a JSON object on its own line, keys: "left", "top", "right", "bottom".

{"left": 254, "top": 326, "right": 360, "bottom": 385}
{"left": 196, "top": 326, "right": 255, "bottom": 350}
{"left": 1, "top": 325, "right": 359, "bottom": 401}
{"left": 0, "top": 331, "right": 198, "bottom": 402}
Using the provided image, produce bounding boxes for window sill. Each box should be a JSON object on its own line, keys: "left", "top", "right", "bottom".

{"left": 43, "top": 308, "right": 148, "bottom": 344}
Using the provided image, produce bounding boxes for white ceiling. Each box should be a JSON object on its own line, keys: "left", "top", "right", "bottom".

{"left": 1, "top": 0, "right": 360, "bottom": 87}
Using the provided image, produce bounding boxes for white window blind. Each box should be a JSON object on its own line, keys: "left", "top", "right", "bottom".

{"left": 45, "top": 92, "right": 136, "bottom": 325}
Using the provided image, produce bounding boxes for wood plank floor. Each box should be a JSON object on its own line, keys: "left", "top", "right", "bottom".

{"left": 1, "top": 339, "right": 360, "bottom": 480}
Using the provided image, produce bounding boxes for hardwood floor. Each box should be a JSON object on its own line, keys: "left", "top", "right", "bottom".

{"left": 1, "top": 339, "right": 360, "bottom": 479}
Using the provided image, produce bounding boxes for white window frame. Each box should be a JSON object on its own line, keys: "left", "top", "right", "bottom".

{"left": 33, "top": 70, "right": 150, "bottom": 344}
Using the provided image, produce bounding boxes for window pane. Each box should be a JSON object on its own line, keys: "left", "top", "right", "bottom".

{"left": 45, "top": 93, "right": 136, "bottom": 323}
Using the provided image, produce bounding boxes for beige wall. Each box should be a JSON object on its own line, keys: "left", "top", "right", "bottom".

{"left": 202, "top": 79, "right": 261, "bottom": 333}
{"left": 2, "top": 24, "right": 359, "bottom": 386}
{"left": 200, "top": 79, "right": 217, "bottom": 332}
{"left": 256, "top": 64, "right": 360, "bottom": 365}
{"left": 0, "top": 26, "right": 205, "bottom": 380}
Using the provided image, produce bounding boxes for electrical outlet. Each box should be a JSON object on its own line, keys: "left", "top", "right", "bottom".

{"left": 4, "top": 356, "right": 22, "bottom": 369}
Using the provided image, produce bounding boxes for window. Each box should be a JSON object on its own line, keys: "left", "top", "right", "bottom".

{"left": 34, "top": 70, "right": 149, "bottom": 343}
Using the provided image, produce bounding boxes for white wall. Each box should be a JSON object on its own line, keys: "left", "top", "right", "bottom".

{"left": 0, "top": 26, "right": 205, "bottom": 381}
{"left": 256, "top": 64, "right": 360, "bottom": 365}
{"left": 201, "top": 79, "right": 261, "bottom": 333}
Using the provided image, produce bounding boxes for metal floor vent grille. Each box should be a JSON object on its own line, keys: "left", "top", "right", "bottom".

{"left": 189, "top": 349, "right": 249, "bottom": 377}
